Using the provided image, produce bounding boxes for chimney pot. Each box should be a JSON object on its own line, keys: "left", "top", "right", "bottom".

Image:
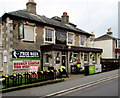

{"left": 108, "top": 28, "right": 112, "bottom": 32}
{"left": 61, "top": 12, "right": 69, "bottom": 24}
{"left": 107, "top": 28, "right": 113, "bottom": 36}
{"left": 63, "top": 12, "right": 67, "bottom": 15}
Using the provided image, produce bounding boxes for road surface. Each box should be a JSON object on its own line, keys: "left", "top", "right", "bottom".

{"left": 62, "top": 77, "right": 118, "bottom": 96}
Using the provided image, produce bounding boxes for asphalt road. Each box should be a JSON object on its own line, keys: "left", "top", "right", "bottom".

{"left": 63, "top": 77, "right": 118, "bottom": 96}
{"left": 2, "top": 69, "right": 119, "bottom": 97}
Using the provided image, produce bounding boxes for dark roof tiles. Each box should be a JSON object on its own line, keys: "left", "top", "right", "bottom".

{"left": 3, "top": 10, "right": 91, "bottom": 36}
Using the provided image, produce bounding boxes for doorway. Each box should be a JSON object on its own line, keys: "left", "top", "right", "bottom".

{"left": 62, "top": 52, "right": 66, "bottom": 67}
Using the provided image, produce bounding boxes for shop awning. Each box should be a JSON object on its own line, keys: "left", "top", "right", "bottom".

{"left": 40, "top": 44, "right": 103, "bottom": 53}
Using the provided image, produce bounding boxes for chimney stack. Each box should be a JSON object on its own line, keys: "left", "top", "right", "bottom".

{"left": 26, "top": 0, "right": 37, "bottom": 14}
{"left": 107, "top": 28, "right": 113, "bottom": 36}
{"left": 61, "top": 12, "right": 69, "bottom": 24}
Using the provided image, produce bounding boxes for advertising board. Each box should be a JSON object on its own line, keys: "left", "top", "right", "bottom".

{"left": 13, "top": 60, "right": 40, "bottom": 70}
{"left": 95, "top": 64, "right": 102, "bottom": 73}
{"left": 12, "top": 50, "right": 40, "bottom": 58}
{"left": 89, "top": 65, "right": 95, "bottom": 75}
{"left": 12, "top": 50, "right": 40, "bottom": 71}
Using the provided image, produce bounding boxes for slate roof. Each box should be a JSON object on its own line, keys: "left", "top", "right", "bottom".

{"left": 95, "top": 34, "right": 117, "bottom": 41}
{"left": 2, "top": 10, "right": 91, "bottom": 36}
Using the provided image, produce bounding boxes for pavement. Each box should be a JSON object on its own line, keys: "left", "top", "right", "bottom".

{"left": 1, "top": 73, "right": 85, "bottom": 93}
{"left": 2, "top": 70, "right": 118, "bottom": 96}
{"left": 64, "top": 74, "right": 85, "bottom": 81}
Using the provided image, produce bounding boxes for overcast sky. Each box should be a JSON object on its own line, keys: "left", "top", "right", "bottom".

{"left": 0, "top": 0, "right": 119, "bottom": 37}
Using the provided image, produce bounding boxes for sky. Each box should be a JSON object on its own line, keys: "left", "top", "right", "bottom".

{"left": 0, "top": 0, "right": 119, "bottom": 38}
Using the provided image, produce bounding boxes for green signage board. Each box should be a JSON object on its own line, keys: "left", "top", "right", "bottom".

{"left": 89, "top": 65, "right": 95, "bottom": 75}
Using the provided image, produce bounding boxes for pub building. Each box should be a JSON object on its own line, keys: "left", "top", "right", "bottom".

{"left": 0, "top": 0, "right": 102, "bottom": 75}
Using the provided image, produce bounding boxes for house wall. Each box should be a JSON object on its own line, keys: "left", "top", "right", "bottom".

{"left": 94, "top": 39, "right": 113, "bottom": 58}
{"left": 74, "top": 33, "right": 79, "bottom": 46}
{"left": 0, "top": 23, "right": 3, "bottom": 74}
{"left": 2, "top": 17, "right": 45, "bottom": 75}
{"left": 1, "top": 16, "right": 101, "bottom": 74}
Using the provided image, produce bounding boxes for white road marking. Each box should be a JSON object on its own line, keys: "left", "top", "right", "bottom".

{"left": 43, "top": 74, "right": 118, "bottom": 97}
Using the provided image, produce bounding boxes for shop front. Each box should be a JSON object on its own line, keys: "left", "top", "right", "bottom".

{"left": 40, "top": 44, "right": 102, "bottom": 73}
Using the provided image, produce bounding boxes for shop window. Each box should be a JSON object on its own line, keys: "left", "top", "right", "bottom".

{"left": 67, "top": 33, "right": 74, "bottom": 45}
{"left": 44, "top": 28, "right": 55, "bottom": 43}
{"left": 69, "top": 52, "right": 73, "bottom": 63}
{"left": 73, "top": 52, "right": 78, "bottom": 58}
{"left": 18, "top": 24, "right": 35, "bottom": 42}
{"left": 45, "top": 53, "right": 49, "bottom": 64}
{"left": 73, "top": 52, "right": 79, "bottom": 62}
{"left": 92, "top": 53, "right": 97, "bottom": 62}
{"left": 119, "top": 53, "right": 120, "bottom": 59}
{"left": 62, "top": 52, "right": 66, "bottom": 56}
{"left": 55, "top": 52, "right": 60, "bottom": 64}
{"left": 84, "top": 53, "right": 88, "bottom": 61}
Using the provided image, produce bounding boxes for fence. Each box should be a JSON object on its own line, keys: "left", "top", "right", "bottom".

{"left": 101, "top": 59, "right": 120, "bottom": 71}
{"left": 2, "top": 69, "right": 60, "bottom": 89}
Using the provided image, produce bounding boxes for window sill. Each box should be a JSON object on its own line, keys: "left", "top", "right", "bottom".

{"left": 80, "top": 45, "right": 86, "bottom": 47}
{"left": 22, "top": 40, "right": 35, "bottom": 43}
{"left": 45, "top": 63, "right": 49, "bottom": 64}
{"left": 45, "top": 41, "right": 54, "bottom": 44}
{"left": 67, "top": 44, "right": 74, "bottom": 46}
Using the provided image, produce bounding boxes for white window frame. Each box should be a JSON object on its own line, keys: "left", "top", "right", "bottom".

{"left": 92, "top": 53, "right": 97, "bottom": 63}
{"left": 84, "top": 53, "right": 88, "bottom": 62}
{"left": 44, "top": 26, "right": 55, "bottom": 44}
{"left": 67, "top": 32, "right": 75, "bottom": 45}
{"left": 79, "top": 35, "right": 86, "bottom": 47}
{"left": 21, "top": 25, "right": 36, "bottom": 42}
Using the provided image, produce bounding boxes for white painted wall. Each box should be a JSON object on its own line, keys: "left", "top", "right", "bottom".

{"left": 94, "top": 39, "right": 114, "bottom": 58}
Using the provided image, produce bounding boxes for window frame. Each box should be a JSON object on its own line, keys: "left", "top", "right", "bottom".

{"left": 45, "top": 52, "right": 50, "bottom": 64}
{"left": 18, "top": 24, "right": 36, "bottom": 42}
{"left": 79, "top": 35, "right": 86, "bottom": 46}
{"left": 92, "top": 53, "right": 97, "bottom": 63}
{"left": 67, "top": 32, "right": 75, "bottom": 45}
{"left": 44, "top": 27, "right": 55, "bottom": 44}
{"left": 84, "top": 53, "right": 88, "bottom": 62}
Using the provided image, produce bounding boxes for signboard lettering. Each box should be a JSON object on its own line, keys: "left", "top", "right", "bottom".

{"left": 12, "top": 50, "right": 40, "bottom": 58}
{"left": 13, "top": 60, "right": 40, "bottom": 70}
